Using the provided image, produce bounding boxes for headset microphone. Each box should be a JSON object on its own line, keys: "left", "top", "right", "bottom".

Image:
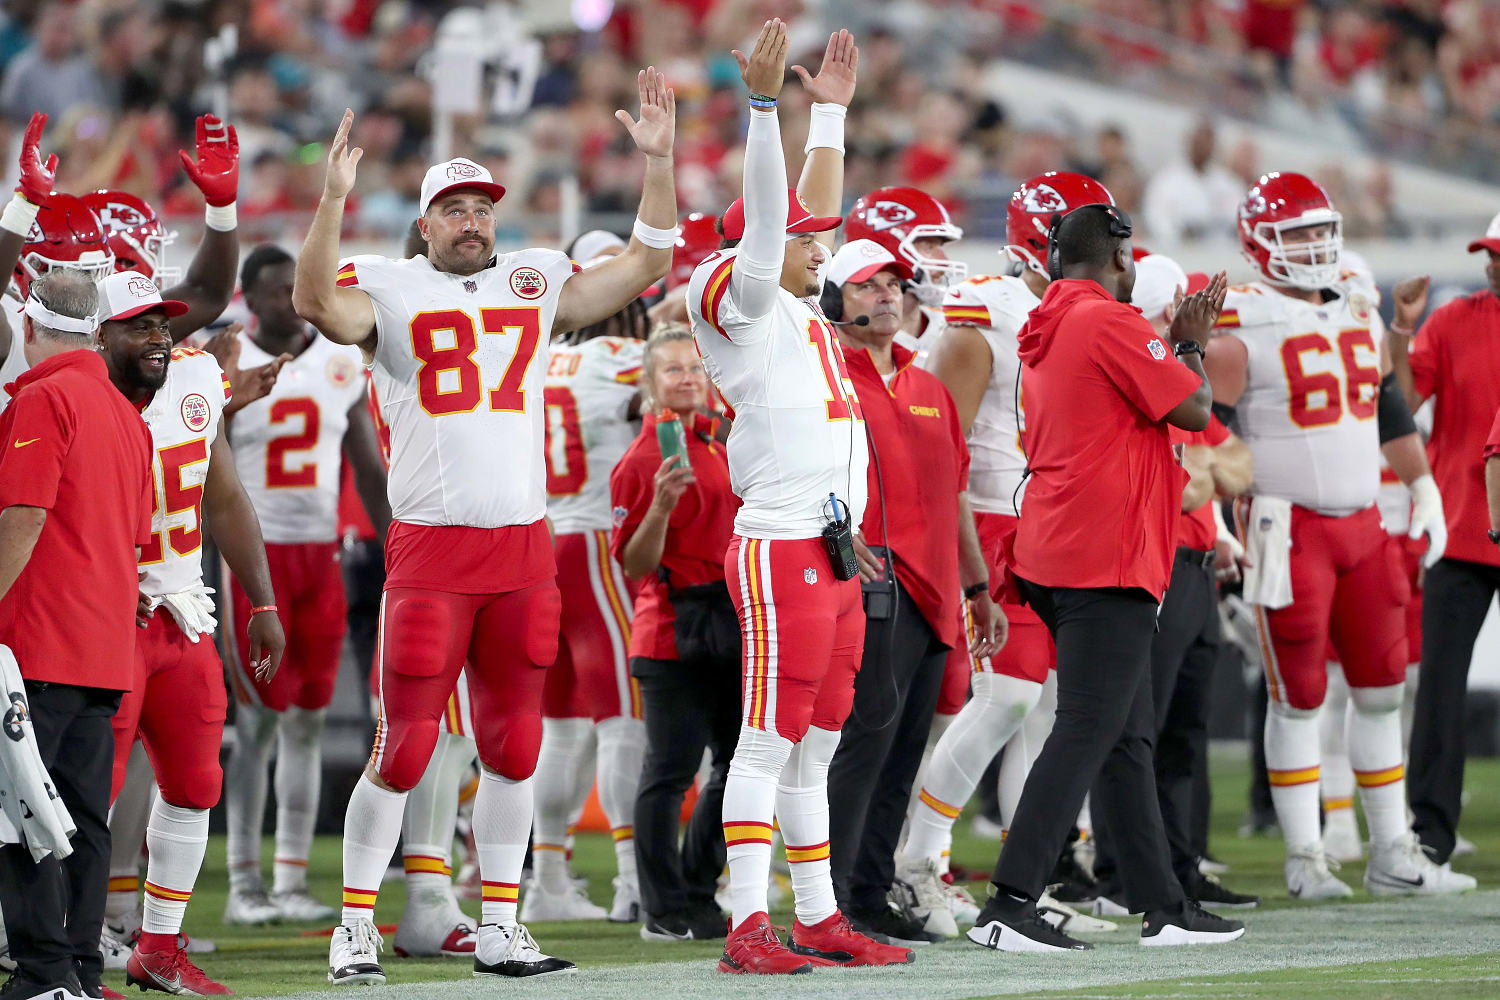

{"left": 829, "top": 315, "right": 870, "bottom": 327}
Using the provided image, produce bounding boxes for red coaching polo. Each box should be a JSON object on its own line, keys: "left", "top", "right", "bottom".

{"left": 610, "top": 412, "right": 740, "bottom": 660}
{"left": 1408, "top": 290, "right": 1500, "bottom": 566}
{"left": 1173, "top": 415, "right": 1231, "bottom": 552}
{"left": 843, "top": 342, "right": 969, "bottom": 649}
{"left": 1012, "top": 279, "right": 1202, "bottom": 599}
{"left": 0, "top": 350, "right": 153, "bottom": 689}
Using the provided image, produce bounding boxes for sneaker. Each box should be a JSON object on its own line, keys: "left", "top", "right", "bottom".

{"left": 789, "top": 911, "right": 913, "bottom": 967}
{"left": 0, "top": 972, "right": 84, "bottom": 1000}
{"left": 717, "top": 913, "right": 811, "bottom": 975}
{"left": 327, "top": 920, "right": 384, "bottom": 986}
{"left": 969, "top": 814, "right": 1006, "bottom": 841}
{"left": 640, "top": 913, "right": 696, "bottom": 942}
{"left": 1140, "top": 899, "right": 1245, "bottom": 946}
{"left": 1186, "top": 872, "right": 1260, "bottom": 909}
{"left": 1037, "top": 891, "right": 1117, "bottom": 933}
{"left": 849, "top": 901, "right": 941, "bottom": 946}
{"left": 688, "top": 903, "right": 729, "bottom": 940}
{"left": 1322, "top": 808, "right": 1364, "bottom": 863}
{"left": 940, "top": 877, "right": 981, "bottom": 925}
{"left": 608, "top": 876, "right": 641, "bottom": 923}
{"left": 1365, "top": 832, "right": 1478, "bottom": 896}
{"left": 1286, "top": 845, "right": 1354, "bottom": 900}
{"left": 126, "top": 939, "right": 232, "bottom": 995}
{"left": 270, "top": 889, "right": 336, "bottom": 924}
{"left": 966, "top": 896, "right": 1092, "bottom": 953}
{"left": 472, "top": 922, "right": 575, "bottom": 978}
{"left": 518, "top": 879, "right": 607, "bottom": 922}
{"left": 1048, "top": 849, "right": 1100, "bottom": 905}
{"left": 1197, "top": 854, "right": 1229, "bottom": 876}
{"left": 222, "top": 886, "right": 281, "bottom": 926}
{"left": 893, "top": 856, "right": 960, "bottom": 939}
{"left": 393, "top": 900, "right": 477, "bottom": 958}
{"left": 98, "top": 926, "right": 131, "bottom": 972}
{"left": 1090, "top": 890, "right": 1134, "bottom": 916}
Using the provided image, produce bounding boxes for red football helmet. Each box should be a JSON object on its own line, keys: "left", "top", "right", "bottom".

{"left": 669, "top": 212, "right": 719, "bottom": 290}
{"left": 844, "top": 186, "right": 964, "bottom": 305}
{"left": 81, "top": 190, "right": 179, "bottom": 287}
{"left": 1238, "top": 172, "right": 1342, "bottom": 290}
{"left": 12, "top": 194, "right": 114, "bottom": 300}
{"left": 1005, "top": 171, "right": 1116, "bottom": 278}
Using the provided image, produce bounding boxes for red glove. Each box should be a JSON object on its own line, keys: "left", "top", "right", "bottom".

{"left": 16, "top": 111, "right": 56, "bottom": 206}
{"left": 178, "top": 114, "right": 239, "bottom": 207}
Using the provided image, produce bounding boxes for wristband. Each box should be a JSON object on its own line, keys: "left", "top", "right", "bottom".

{"left": 204, "top": 201, "right": 237, "bottom": 232}
{"left": 1387, "top": 322, "right": 1415, "bottom": 338}
{"left": 963, "top": 580, "right": 990, "bottom": 600}
{"left": 804, "top": 102, "right": 847, "bottom": 154}
{"left": 632, "top": 216, "right": 679, "bottom": 250}
{"left": 748, "top": 92, "right": 777, "bottom": 110}
{"left": 249, "top": 604, "right": 277, "bottom": 617}
{"left": 1174, "top": 340, "right": 1205, "bottom": 359}
{"left": 0, "top": 193, "right": 40, "bottom": 238}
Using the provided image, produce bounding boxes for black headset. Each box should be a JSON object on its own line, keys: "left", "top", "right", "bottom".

{"left": 818, "top": 278, "right": 845, "bottom": 321}
{"left": 1046, "top": 203, "right": 1134, "bottom": 282}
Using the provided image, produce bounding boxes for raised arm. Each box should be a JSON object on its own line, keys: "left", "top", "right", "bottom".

{"left": 793, "top": 30, "right": 856, "bottom": 221}
{"left": 291, "top": 110, "right": 376, "bottom": 351}
{"left": 1384, "top": 274, "right": 1429, "bottom": 413}
{"left": 165, "top": 115, "right": 242, "bottom": 340}
{"left": 0, "top": 113, "right": 59, "bottom": 361}
{"left": 727, "top": 19, "right": 792, "bottom": 322}
{"left": 1165, "top": 273, "right": 1227, "bottom": 431}
{"left": 553, "top": 69, "right": 676, "bottom": 335}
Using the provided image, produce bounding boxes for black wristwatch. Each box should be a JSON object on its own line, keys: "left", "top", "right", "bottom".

{"left": 1174, "top": 340, "right": 1206, "bottom": 359}
{"left": 1489, "top": 529, "right": 1500, "bottom": 546}
{"left": 963, "top": 580, "right": 990, "bottom": 600}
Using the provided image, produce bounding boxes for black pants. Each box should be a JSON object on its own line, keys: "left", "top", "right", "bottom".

{"left": 632, "top": 655, "right": 741, "bottom": 918}
{"left": 828, "top": 581, "right": 947, "bottom": 914}
{"left": 992, "top": 581, "right": 1183, "bottom": 913}
{"left": 0, "top": 682, "right": 121, "bottom": 987}
{"left": 1410, "top": 557, "right": 1500, "bottom": 864}
{"left": 342, "top": 538, "right": 385, "bottom": 702}
{"left": 1094, "top": 549, "right": 1219, "bottom": 888}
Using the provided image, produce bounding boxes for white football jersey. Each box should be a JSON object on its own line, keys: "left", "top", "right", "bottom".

{"left": 894, "top": 305, "right": 946, "bottom": 368}
{"left": 936, "top": 274, "right": 1040, "bottom": 517}
{"left": 1219, "top": 275, "right": 1384, "bottom": 517}
{"left": 689, "top": 248, "right": 868, "bottom": 539}
{"left": 138, "top": 348, "right": 232, "bottom": 597}
{"left": 544, "top": 336, "right": 644, "bottom": 534}
{"left": 230, "top": 331, "right": 366, "bottom": 543}
{"left": 345, "top": 251, "right": 576, "bottom": 528}
{"left": 0, "top": 296, "right": 27, "bottom": 411}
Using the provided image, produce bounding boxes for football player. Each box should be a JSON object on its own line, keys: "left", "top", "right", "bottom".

{"left": 1203, "top": 172, "right": 1473, "bottom": 899}
{"left": 689, "top": 21, "right": 911, "bottom": 974}
{"left": 295, "top": 67, "right": 676, "bottom": 983}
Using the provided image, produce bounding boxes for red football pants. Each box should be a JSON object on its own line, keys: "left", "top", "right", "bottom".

{"left": 226, "top": 541, "right": 347, "bottom": 712}
{"left": 541, "top": 530, "right": 640, "bottom": 721}
{"left": 973, "top": 512, "right": 1054, "bottom": 684}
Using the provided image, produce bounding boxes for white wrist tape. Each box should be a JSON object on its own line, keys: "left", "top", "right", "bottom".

{"left": 204, "top": 202, "right": 237, "bottom": 232}
{"left": 24, "top": 295, "right": 96, "bottom": 335}
{"left": 632, "top": 216, "right": 678, "bottom": 250}
{"left": 804, "top": 102, "right": 847, "bottom": 154}
{"left": 0, "top": 194, "right": 39, "bottom": 238}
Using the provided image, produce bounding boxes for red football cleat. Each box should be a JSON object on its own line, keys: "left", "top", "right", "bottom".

{"left": 717, "top": 912, "right": 813, "bottom": 975}
{"left": 790, "top": 910, "right": 915, "bottom": 967}
{"left": 126, "top": 939, "right": 234, "bottom": 995}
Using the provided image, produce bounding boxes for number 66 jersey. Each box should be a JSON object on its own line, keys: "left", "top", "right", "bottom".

{"left": 1216, "top": 273, "right": 1383, "bottom": 516}
{"left": 338, "top": 250, "right": 577, "bottom": 528}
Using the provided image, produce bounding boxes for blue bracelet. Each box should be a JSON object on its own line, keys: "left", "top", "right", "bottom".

{"left": 748, "top": 93, "right": 777, "bottom": 109}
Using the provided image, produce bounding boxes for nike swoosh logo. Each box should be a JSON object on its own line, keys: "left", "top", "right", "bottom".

{"left": 1372, "top": 872, "right": 1425, "bottom": 888}
{"left": 12, "top": 438, "right": 38, "bottom": 448}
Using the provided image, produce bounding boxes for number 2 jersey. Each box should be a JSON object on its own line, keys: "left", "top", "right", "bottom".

{"left": 138, "top": 347, "right": 232, "bottom": 597}
{"left": 688, "top": 248, "right": 868, "bottom": 539}
{"left": 1217, "top": 275, "right": 1383, "bottom": 516}
{"left": 544, "top": 336, "right": 643, "bottom": 534}
{"left": 230, "top": 331, "right": 366, "bottom": 543}
{"left": 339, "top": 251, "right": 576, "bottom": 528}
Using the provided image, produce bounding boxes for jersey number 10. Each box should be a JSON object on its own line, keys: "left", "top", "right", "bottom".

{"left": 409, "top": 307, "right": 543, "bottom": 417}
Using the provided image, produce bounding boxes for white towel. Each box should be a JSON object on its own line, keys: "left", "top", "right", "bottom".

{"left": 151, "top": 586, "right": 217, "bottom": 642}
{"left": 1240, "top": 495, "right": 1294, "bottom": 610}
{"left": 0, "top": 646, "right": 76, "bottom": 862}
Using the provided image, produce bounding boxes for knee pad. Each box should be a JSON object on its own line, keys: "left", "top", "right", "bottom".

{"left": 1349, "top": 682, "right": 1403, "bottom": 716}
{"left": 474, "top": 705, "right": 543, "bottom": 781}
{"left": 373, "top": 716, "right": 442, "bottom": 792}
{"left": 728, "top": 725, "right": 794, "bottom": 782}
{"left": 971, "top": 672, "right": 1045, "bottom": 729}
{"left": 1267, "top": 699, "right": 1320, "bottom": 723}
{"left": 779, "top": 725, "right": 839, "bottom": 788}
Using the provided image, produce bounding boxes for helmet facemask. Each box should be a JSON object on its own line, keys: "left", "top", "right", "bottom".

{"left": 898, "top": 223, "right": 966, "bottom": 306}
{"left": 1252, "top": 211, "right": 1342, "bottom": 290}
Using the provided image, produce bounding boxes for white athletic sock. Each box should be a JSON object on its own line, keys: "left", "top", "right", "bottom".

{"left": 473, "top": 770, "right": 531, "bottom": 927}
{"left": 340, "top": 775, "right": 407, "bottom": 925}
{"left": 901, "top": 709, "right": 957, "bottom": 861}
{"left": 1265, "top": 700, "right": 1323, "bottom": 851}
{"left": 141, "top": 801, "right": 209, "bottom": 937}
{"left": 1022, "top": 671, "right": 1057, "bottom": 770}
{"left": 1319, "top": 664, "right": 1357, "bottom": 826}
{"left": 566, "top": 726, "right": 597, "bottom": 871}
{"left": 595, "top": 716, "right": 646, "bottom": 886}
{"left": 530, "top": 717, "right": 592, "bottom": 892}
{"left": 272, "top": 706, "right": 324, "bottom": 894}
{"left": 402, "top": 731, "right": 475, "bottom": 902}
{"left": 106, "top": 745, "right": 154, "bottom": 927}
{"left": 722, "top": 725, "right": 793, "bottom": 929}
{"left": 904, "top": 673, "right": 1040, "bottom": 864}
{"left": 1348, "top": 683, "right": 1408, "bottom": 848}
{"left": 776, "top": 726, "right": 840, "bottom": 927}
{"left": 996, "top": 727, "right": 1029, "bottom": 838}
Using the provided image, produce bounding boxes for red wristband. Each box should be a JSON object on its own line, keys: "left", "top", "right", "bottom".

{"left": 250, "top": 605, "right": 278, "bottom": 616}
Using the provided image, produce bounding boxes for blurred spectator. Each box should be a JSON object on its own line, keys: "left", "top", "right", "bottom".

{"left": 1141, "top": 119, "right": 1243, "bottom": 244}
{"left": 0, "top": 4, "right": 105, "bottom": 123}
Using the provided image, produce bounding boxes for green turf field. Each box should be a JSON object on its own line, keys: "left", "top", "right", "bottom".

{"left": 138, "top": 746, "right": 1498, "bottom": 999}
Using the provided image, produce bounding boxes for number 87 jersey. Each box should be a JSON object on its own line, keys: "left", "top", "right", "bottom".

{"left": 1217, "top": 272, "right": 1383, "bottom": 516}
{"left": 339, "top": 250, "right": 578, "bottom": 528}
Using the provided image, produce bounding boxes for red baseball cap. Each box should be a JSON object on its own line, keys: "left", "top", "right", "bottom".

{"left": 1467, "top": 211, "right": 1500, "bottom": 254}
{"left": 721, "top": 189, "right": 842, "bottom": 241}
{"left": 98, "top": 269, "right": 189, "bottom": 323}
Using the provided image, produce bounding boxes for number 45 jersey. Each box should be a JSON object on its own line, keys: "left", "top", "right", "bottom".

{"left": 340, "top": 251, "right": 577, "bottom": 528}
{"left": 544, "top": 336, "right": 644, "bottom": 534}
{"left": 1217, "top": 274, "right": 1383, "bottom": 517}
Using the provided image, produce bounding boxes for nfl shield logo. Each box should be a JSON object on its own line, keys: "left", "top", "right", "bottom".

{"left": 1147, "top": 338, "right": 1167, "bottom": 361}
{"left": 804, "top": 567, "right": 818, "bottom": 585}
{"left": 464, "top": 279, "right": 478, "bottom": 293}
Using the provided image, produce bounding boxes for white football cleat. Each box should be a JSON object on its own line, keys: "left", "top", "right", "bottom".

{"left": 1038, "top": 891, "right": 1117, "bottom": 933}
{"left": 1322, "top": 808, "right": 1364, "bottom": 863}
{"left": 892, "top": 856, "right": 959, "bottom": 939}
{"left": 1286, "top": 845, "right": 1354, "bottom": 900}
{"left": 969, "top": 815, "right": 1006, "bottom": 841}
{"left": 223, "top": 885, "right": 282, "bottom": 926}
{"left": 1365, "top": 833, "right": 1478, "bottom": 896}
{"left": 472, "top": 922, "right": 576, "bottom": 978}
{"left": 271, "top": 889, "right": 337, "bottom": 923}
{"left": 518, "top": 879, "right": 607, "bottom": 922}
{"left": 942, "top": 879, "right": 981, "bottom": 925}
{"left": 608, "top": 876, "right": 641, "bottom": 923}
{"left": 394, "top": 897, "right": 477, "bottom": 958}
{"left": 98, "top": 925, "right": 132, "bottom": 971}
{"left": 328, "top": 919, "right": 385, "bottom": 986}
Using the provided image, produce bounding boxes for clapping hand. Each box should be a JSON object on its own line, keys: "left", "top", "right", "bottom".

{"left": 1169, "top": 271, "right": 1228, "bottom": 349}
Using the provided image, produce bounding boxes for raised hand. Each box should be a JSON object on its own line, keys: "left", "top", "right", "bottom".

{"left": 178, "top": 114, "right": 240, "bottom": 207}
{"left": 733, "top": 19, "right": 790, "bottom": 101}
{"left": 323, "top": 109, "right": 363, "bottom": 200}
{"left": 16, "top": 112, "right": 57, "bottom": 205}
{"left": 615, "top": 67, "right": 675, "bottom": 160}
{"left": 792, "top": 29, "right": 858, "bottom": 107}
{"left": 1169, "top": 271, "right": 1228, "bottom": 348}
{"left": 1391, "top": 275, "right": 1429, "bottom": 331}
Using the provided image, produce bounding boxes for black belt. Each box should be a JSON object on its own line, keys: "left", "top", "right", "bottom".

{"left": 1175, "top": 545, "right": 1215, "bottom": 570}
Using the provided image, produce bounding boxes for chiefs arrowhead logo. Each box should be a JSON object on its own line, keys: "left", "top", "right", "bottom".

{"left": 1021, "top": 183, "right": 1067, "bottom": 215}
{"left": 861, "top": 200, "right": 917, "bottom": 232}
{"left": 446, "top": 161, "right": 483, "bottom": 181}
{"left": 99, "top": 202, "right": 147, "bottom": 231}
{"left": 25, "top": 219, "right": 41, "bottom": 243}
{"left": 127, "top": 275, "right": 156, "bottom": 297}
